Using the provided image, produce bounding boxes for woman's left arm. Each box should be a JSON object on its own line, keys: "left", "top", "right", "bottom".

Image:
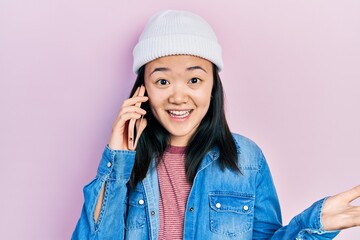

{"left": 321, "top": 185, "right": 360, "bottom": 231}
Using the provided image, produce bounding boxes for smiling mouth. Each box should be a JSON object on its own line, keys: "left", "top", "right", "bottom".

{"left": 168, "top": 110, "right": 192, "bottom": 119}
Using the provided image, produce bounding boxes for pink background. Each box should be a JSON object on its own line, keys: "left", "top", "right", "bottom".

{"left": 1, "top": 1, "right": 359, "bottom": 239}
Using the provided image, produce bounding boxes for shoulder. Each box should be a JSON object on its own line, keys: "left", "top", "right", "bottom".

{"left": 231, "top": 133, "right": 266, "bottom": 171}
{"left": 231, "top": 132, "right": 263, "bottom": 156}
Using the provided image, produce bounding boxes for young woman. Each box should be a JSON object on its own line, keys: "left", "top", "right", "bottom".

{"left": 72, "top": 10, "right": 360, "bottom": 239}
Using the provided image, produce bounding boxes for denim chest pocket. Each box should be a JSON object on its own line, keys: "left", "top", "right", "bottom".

{"left": 209, "top": 192, "right": 255, "bottom": 238}
{"left": 125, "top": 191, "right": 147, "bottom": 230}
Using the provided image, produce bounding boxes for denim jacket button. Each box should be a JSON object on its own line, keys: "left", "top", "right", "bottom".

{"left": 107, "top": 162, "right": 112, "bottom": 168}
{"left": 243, "top": 205, "right": 249, "bottom": 211}
{"left": 189, "top": 207, "right": 194, "bottom": 212}
{"left": 151, "top": 211, "right": 155, "bottom": 216}
{"left": 215, "top": 203, "right": 221, "bottom": 209}
{"left": 138, "top": 199, "right": 144, "bottom": 205}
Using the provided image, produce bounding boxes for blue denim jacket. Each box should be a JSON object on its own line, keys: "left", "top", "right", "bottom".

{"left": 72, "top": 133, "right": 339, "bottom": 239}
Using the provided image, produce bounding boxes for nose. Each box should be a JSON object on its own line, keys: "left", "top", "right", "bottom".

{"left": 168, "top": 85, "right": 189, "bottom": 104}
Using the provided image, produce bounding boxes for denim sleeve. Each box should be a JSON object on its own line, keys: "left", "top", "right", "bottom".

{"left": 72, "top": 146, "right": 136, "bottom": 240}
{"left": 253, "top": 151, "right": 340, "bottom": 240}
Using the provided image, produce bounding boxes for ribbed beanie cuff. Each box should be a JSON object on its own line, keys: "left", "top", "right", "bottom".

{"left": 132, "top": 10, "right": 223, "bottom": 73}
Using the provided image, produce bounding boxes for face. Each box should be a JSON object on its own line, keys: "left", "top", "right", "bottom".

{"left": 144, "top": 55, "right": 214, "bottom": 146}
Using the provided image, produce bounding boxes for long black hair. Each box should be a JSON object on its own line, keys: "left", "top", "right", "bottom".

{"left": 129, "top": 64, "right": 239, "bottom": 187}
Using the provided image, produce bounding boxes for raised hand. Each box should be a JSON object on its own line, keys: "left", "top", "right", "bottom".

{"left": 321, "top": 185, "right": 360, "bottom": 231}
{"left": 108, "top": 86, "right": 148, "bottom": 150}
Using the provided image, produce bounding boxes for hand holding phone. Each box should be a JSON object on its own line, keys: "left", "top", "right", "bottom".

{"left": 128, "top": 85, "right": 146, "bottom": 150}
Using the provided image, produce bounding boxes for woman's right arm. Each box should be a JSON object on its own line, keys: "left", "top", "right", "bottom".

{"left": 72, "top": 87, "right": 148, "bottom": 239}
{"left": 71, "top": 147, "right": 136, "bottom": 239}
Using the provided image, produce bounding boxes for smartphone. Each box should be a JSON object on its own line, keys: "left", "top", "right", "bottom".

{"left": 128, "top": 85, "right": 146, "bottom": 150}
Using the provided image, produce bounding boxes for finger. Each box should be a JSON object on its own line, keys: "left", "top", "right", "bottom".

{"left": 135, "top": 86, "right": 146, "bottom": 108}
{"left": 132, "top": 86, "right": 140, "bottom": 98}
{"left": 338, "top": 185, "right": 360, "bottom": 203}
{"left": 347, "top": 185, "right": 360, "bottom": 202}
{"left": 122, "top": 96, "right": 148, "bottom": 108}
{"left": 118, "top": 105, "right": 146, "bottom": 117}
{"left": 120, "top": 112, "right": 143, "bottom": 122}
{"left": 114, "top": 112, "right": 144, "bottom": 128}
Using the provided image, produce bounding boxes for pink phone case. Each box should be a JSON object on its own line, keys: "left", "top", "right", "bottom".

{"left": 128, "top": 85, "right": 146, "bottom": 150}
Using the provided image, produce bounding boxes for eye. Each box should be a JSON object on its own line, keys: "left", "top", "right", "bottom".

{"left": 156, "top": 79, "right": 169, "bottom": 85}
{"left": 188, "top": 77, "right": 200, "bottom": 84}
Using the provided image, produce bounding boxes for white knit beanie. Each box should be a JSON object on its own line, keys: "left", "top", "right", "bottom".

{"left": 132, "top": 10, "right": 223, "bottom": 73}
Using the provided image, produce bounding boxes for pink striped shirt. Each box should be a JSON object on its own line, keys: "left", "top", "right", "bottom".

{"left": 157, "top": 146, "right": 192, "bottom": 240}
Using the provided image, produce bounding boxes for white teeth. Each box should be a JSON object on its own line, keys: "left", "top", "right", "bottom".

{"left": 168, "top": 110, "right": 190, "bottom": 117}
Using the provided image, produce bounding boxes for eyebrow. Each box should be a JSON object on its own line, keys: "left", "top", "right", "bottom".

{"left": 186, "top": 66, "right": 207, "bottom": 73}
{"left": 149, "top": 65, "right": 207, "bottom": 77}
{"left": 149, "top": 67, "right": 170, "bottom": 77}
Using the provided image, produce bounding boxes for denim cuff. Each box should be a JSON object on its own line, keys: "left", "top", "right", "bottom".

{"left": 295, "top": 197, "right": 340, "bottom": 238}
{"left": 97, "top": 145, "right": 136, "bottom": 181}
